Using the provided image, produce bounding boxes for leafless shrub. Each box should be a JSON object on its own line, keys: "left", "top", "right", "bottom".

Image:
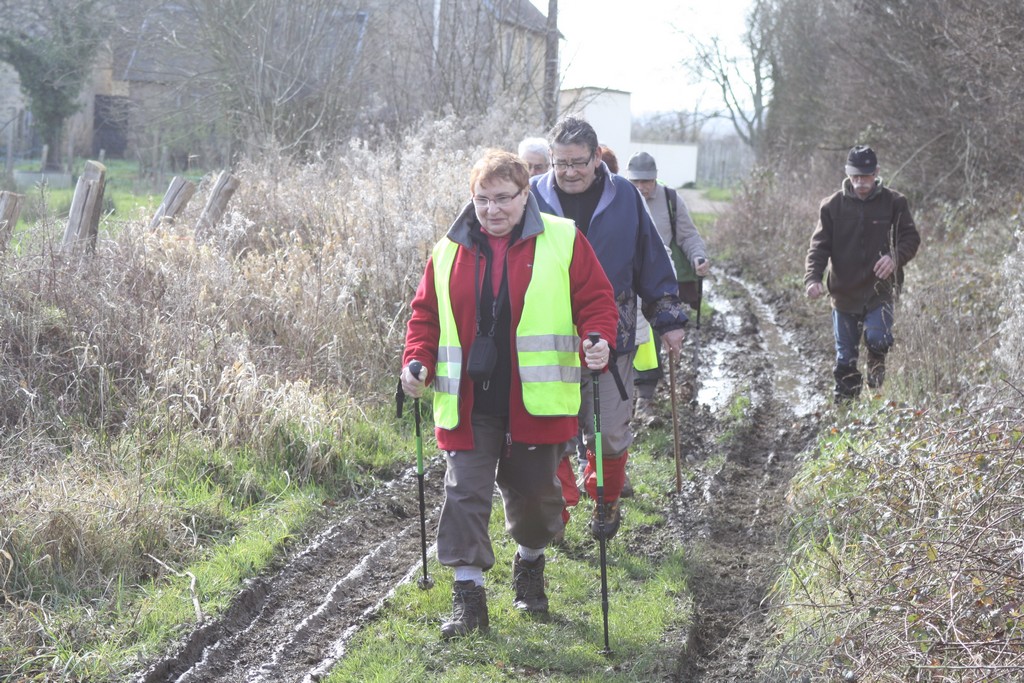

{"left": 710, "top": 156, "right": 833, "bottom": 291}
{"left": 994, "top": 223, "right": 1024, "bottom": 384}
{"left": 771, "top": 398, "right": 1024, "bottom": 681}
{"left": 0, "top": 109, "right": 533, "bottom": 632}
{"left": 763, "top": 0, "right": 1024, "bottom": 203}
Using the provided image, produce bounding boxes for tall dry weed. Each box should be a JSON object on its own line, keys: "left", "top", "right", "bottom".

{"left": 0, "top": 108, "right": 541, "bottom": 624}
{"left": 774, "top": 399, "right": 1024, "bottom": 680}
{"left": 994, "top": 219, "right": 1024, "bottom": 385}
{"left": 888, "top": 198, "right": 1016, "bottom": 403}
{"left": 710, "top": 158, "right": 834, "bottom": 290}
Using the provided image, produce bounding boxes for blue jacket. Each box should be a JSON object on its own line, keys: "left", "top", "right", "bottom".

{"left": 530, "top": 164, "right": 687, "bottom": 353}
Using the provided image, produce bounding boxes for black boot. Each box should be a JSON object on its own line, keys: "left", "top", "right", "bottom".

{"left": 833, "top": 363, "right": 862, "bottom": 402}
{"left": 512, "top": 553, "right": 548, "bottom": 613}
{"left": 440, "top": 580, "right": 488, "bottom": 639}
{"left": 866, "top": 351, "right": 886, "bottom": 389}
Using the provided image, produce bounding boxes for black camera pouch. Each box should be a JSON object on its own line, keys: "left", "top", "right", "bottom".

{"left": 466, "top": 334, "right": 498, "bottom": 381}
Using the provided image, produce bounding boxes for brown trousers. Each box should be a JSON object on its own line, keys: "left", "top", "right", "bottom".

{"left": 436, "top": 414, "right": 564, "bottom": 571}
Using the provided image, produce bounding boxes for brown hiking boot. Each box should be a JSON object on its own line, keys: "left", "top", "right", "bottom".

{"left": 440, "top": 580, "right": 488, "bottom": 639}
{"left": 512, "top": 553, "right": 548, "bottom": 613}
{"left": 634, "top": 397, "right": 663, "bottom": 427}
{"left": 590, "top": 499, "right": 622, "bottom": 540}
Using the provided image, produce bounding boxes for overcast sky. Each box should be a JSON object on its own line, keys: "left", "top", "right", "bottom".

{"left": 526, "top": 0, "right": 753, "bottom": 116}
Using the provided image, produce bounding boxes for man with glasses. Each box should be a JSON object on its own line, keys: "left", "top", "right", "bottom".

{"left": 530, "top": 116, "right": 689, "bottom": 540}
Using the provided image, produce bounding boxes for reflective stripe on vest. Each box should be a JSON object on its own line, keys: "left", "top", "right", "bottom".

{"left": 431, "top": 215, "right": 582, "bottom": 428}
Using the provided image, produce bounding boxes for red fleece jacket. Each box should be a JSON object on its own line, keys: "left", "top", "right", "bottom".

{"left": 403, "top": 213, "right": 617, "bottom": 451}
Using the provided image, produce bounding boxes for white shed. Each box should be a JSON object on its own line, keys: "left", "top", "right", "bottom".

{"left": 558, "top": 86, "right": 698, "bottom": 188}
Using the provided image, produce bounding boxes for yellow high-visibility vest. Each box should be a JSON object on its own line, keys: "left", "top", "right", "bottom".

{"left": 432, "top": 215, "right": 581, "bottom": 428}
{"left": 633, "top": 333, "right": 658, "bottom": 371}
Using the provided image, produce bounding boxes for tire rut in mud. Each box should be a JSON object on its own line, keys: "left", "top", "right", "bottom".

{"left": 670, "top": 273, "right": 823, "bottom": 682}
{"left": 132, "top": 269, "right": 827, "bottom": 683}
{"left": 134, "top": 463, "right": 446, "bottom": 683}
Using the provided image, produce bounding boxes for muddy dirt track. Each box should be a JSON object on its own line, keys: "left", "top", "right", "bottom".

{"left": 133, "top": 269, "right": 831, "bottom": 683}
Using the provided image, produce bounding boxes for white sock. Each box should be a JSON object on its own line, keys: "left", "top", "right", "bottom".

{"left": 517, "top": 545, "right": 544, "bottom": 562}
{"left": 454, "top": 566, "right": 484, "bottom": 586}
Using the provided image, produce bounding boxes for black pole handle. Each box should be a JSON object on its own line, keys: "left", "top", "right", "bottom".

{"left": 405, "top": 359, "right": 433, "bottom": 589}
{"left": 587, "top": 331, "right": 611, "bottom": 654}
{"left": 586, "top": 332, "right": 601, "bottom": 375}
{"left": 408, "top": 360, "right": 423, "bottom": 379}
{"left": 407, "top": 361, "right": 424, "bottom": 439}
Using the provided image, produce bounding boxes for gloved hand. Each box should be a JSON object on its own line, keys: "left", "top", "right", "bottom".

{"left": 582, "top": 337, "right": 610, "bottom": 371}
{"left": 401, "top": 361, "right": 427, "bottom": 398}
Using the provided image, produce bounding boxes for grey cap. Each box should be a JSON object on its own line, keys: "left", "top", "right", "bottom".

{"left": 625, "top": 152, "right": 657, "bottom": 180}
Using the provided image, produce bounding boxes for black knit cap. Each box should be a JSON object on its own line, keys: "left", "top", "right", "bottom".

{"left": 845, "top": 145, "right": 877, "bottom": 175}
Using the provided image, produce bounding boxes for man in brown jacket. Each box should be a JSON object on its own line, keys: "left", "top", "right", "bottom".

{"left": 805, "top": 145, "right": 921, "bottom": 401}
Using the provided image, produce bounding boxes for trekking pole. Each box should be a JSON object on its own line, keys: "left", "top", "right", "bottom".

{"left": 692, "top": 260, "right": 706, "bottom": 377}
{"left": 399, "top": 360, "right": 434, "bottom": 590}
{"left": 587, "top": 332, "right": 612, "bottom": 656}
{"left": 695, "top": 258, "right": 706, "bottom": 330}
{"left": 669, "top": 347, "right": 682, "bottom": 493}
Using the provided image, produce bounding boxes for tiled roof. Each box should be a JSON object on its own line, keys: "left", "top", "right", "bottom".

{"left": 484, "top": 0, "right": 551, "bottom": 34}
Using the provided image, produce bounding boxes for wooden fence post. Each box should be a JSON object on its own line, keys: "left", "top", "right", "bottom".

{"left": 4, "top": 121, "right": 14, "bottom": 175}
{"left": 62, "top": 160, "right": 106, "bottom": 253}
{"left": 195, "top": 170, "right": 240, "bottom": 238}
{"left": 0, "top": 190, "right": 24, "bottom": 250}
{"left": 149, "top": 176, "right": 197, "bottom": 229}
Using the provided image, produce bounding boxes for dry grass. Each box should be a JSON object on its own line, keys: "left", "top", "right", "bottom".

{"left": 775, "top": 400, "right": 1024, "bottom": 681}
{"left": 0, "top": 108, "right": 541, "bottom": 677}
{"left": 721, "top": 166, "right": 1024, "bottom": 680}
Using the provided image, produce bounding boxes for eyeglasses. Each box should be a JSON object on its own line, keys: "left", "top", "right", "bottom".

{"left": 552, "top": 154, "right": 594, "bottom": 172}
{"left": 472, "top": 189, "right": 522, "bottom": 209}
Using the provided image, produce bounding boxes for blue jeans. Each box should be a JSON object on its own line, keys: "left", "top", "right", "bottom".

{"left": 832, "top": 303, "right": 894, "bottom": 397}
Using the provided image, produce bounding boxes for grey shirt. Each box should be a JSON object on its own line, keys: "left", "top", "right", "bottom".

{"left": 645, "top": 185, "right": 708, "bottom": 268}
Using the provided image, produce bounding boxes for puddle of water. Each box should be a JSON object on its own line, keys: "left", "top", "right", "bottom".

{"left": 694, "top": 275, "right": 824, "bottom": 417}
{"left": 694, "top": 286, "right": 742, "bottom": 412}
{"left": 728, "top": 275, "right": 823, "bottom": 417}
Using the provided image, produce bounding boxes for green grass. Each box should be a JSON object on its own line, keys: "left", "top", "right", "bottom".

{"left": 9, "top": 157, "right": 204, "bottom": 233}
{"left": 701, "top": 187, "right": 733, "bottom": 202}
{"left": 2, "top": 402, "right": 411, "bottom": 681}
{"left": 3, "top": 480, "right": 322, "bottom": 681}
{"left": 328, "top": 442, "right": 693, "bottom": 682}
{"left": 691, "top": 211, "right": 717, "bottom": 232}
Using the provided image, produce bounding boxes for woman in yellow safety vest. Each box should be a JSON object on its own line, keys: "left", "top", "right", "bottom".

{"left": 400, "top": 149, "right": 618, "bottom": 640}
